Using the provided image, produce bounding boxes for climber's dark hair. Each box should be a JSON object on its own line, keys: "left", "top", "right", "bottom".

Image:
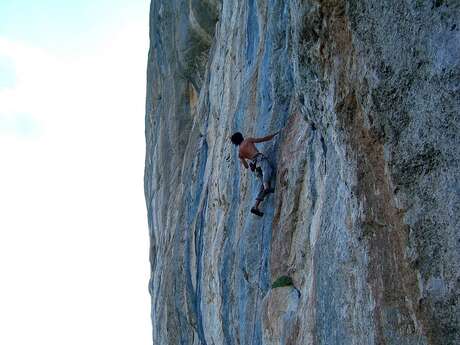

{"left": 230, "top": 132, "right": 244, "bottom": 145}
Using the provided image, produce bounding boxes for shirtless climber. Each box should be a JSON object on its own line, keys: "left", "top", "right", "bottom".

{"left": 230, "top": 131, "right": 279, "bottom": 217}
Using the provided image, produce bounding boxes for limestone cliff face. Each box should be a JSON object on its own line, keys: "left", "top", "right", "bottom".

{"left": 144, "top": 1, "right": 459, "bottom": 344}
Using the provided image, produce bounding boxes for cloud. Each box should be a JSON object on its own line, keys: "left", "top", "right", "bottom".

{"left": 0, "top": 55, "right": 16, "bottom": 90}
{"left": 0, "top": 18, "right": 147, "bottom": 123}
{"left": 0, "top": 15, "right": 151, "bottom": 345}
{"left": 0, "top": 111, "right": 39, "bottom": 137}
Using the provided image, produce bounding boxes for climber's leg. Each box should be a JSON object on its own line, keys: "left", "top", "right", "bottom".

{"left": 251, "top": 173, "right": 265, "bottom": 217}
{"left": 250, "top": 156, "right": 276, "bottom": 217}
{"left": 260, "top": 158, "right": 274, "bottom": 195}
{"left": 251, "top": 200, "right": 264, "bottom": 216}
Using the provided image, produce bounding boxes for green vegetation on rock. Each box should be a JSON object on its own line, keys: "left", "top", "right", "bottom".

{"left": 271, "top": 276, "right": 293, "bottom": 289}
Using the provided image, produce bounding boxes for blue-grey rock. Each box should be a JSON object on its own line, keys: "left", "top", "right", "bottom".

{"left": 145, "top": 1, "right": 460, "bottom": 344}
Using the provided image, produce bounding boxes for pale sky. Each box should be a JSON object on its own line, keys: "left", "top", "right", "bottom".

{"left": 0, "top": 1, "right": 152, "bottom": 344}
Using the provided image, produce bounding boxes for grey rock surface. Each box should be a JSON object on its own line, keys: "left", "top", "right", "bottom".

{"left": 144, "top": 1, "right": 460, "bottom": 344}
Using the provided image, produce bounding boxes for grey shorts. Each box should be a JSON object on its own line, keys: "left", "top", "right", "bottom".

{"left": 251, "top": 153, "right": 273, "bottom": 201}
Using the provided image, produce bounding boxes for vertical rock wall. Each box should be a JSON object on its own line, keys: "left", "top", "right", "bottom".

{"left": 144, "top": 1, "right": 459, "bottom": 344}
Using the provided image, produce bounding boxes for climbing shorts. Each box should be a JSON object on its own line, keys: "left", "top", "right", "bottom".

{"left": 251, "top": 153, "right": 273, "bottom": 201}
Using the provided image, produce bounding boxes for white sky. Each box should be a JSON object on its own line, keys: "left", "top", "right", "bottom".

{"left": 0, "top": 1, "right": 152, "bottom": 344}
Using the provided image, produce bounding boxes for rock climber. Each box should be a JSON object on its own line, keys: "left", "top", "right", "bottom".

{"left": 230, "top": 131, "right": 279, "bottom": 217}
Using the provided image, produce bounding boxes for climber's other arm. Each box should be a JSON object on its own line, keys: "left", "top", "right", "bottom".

{"left": 239, "top": 156, "right": 249, "bottom": 169}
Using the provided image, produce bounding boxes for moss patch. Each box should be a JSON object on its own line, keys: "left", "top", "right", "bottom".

{"left": 271, "top": 276, "right": 293, "bottom": 289}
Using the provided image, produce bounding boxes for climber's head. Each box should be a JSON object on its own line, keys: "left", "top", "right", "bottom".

{"left": 230, "top": 132, "right": 244, "bottom": 146}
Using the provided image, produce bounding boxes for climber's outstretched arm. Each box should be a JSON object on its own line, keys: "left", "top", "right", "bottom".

{"left": 248, "top": 131, "right": 279, "bottom": 143}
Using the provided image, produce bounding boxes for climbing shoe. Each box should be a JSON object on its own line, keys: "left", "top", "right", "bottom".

{"left": 251, "top": 207, "right": 264, "bottom": 217}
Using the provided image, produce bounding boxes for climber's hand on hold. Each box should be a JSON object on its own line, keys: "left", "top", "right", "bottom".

{"left": 249, "top": 131, "right": 279, "bottom": 143}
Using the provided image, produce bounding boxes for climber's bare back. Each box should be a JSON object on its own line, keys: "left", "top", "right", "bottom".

{"left": 238, "top": 139, "right": 259, "bottom": 160}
